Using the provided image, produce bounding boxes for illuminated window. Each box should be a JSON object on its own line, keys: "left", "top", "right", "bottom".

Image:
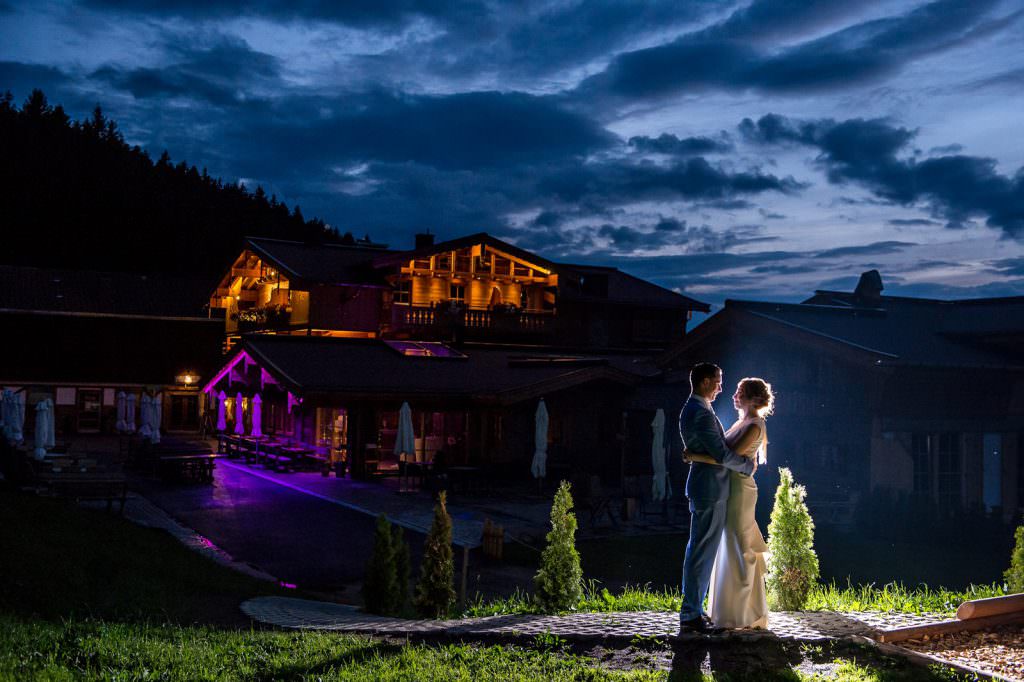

{"left": 450, "top": 284, "right": 465, "bottom": 302}
{"left": 394, "top": 280, "right": 411, "bottom": 304}
{"left": 384, "top": 340, "right": 467, "bottom": 358}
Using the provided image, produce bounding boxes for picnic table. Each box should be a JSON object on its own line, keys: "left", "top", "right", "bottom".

{"left": 38, "top": 470, "right": 128, "bottom": 514}
{"left": 158, "top": 453, "right": 222, "bottom": 483}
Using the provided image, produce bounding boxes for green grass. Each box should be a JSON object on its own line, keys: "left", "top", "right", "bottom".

{"left": 464, "top": 578, "right": 1007, "bottom": 617}
{"left": 0, "top": 491, "right": 290, "bottom": 625}
{"left": 0, "top": 614, "right": 663, "bottom": 681}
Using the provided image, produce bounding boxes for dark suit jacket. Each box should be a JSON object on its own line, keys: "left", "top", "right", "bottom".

{"left": 678, "top": 395, "right": 754, "bottom": 505}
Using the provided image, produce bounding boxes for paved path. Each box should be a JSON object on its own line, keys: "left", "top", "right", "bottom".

{"left": 241, "top": 596, "right": 948, "bottom": 644}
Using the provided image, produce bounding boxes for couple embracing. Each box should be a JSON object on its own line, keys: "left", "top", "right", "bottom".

{"left": 678, "top": 362, "right": 775, "bottom": 633}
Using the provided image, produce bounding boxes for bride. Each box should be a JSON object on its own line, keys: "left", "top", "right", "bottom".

{"left": 684, "top": 377, "right": 774, "bottom": 629}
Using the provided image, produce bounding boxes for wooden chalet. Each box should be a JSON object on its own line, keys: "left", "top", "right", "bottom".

{"left": 209, "top": 233, "right": 708, "bottom": 350}
{"left": 203, "top": 232, "right": 710, "bottom": 483}
{"left": 656, "top": 271, "right": 1024, "bottom": 524}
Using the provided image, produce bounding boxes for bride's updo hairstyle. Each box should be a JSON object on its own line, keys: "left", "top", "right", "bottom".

{"left": 737, "top": 377, "right": 775, "bottom": 417}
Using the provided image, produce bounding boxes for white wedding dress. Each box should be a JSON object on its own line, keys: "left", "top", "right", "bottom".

{"left": 707, "top": 416, "right": 769, "bottom": 629}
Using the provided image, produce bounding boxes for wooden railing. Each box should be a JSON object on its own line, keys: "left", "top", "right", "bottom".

{"left": 397, "top": 305, "right": 553, "bottom": 335}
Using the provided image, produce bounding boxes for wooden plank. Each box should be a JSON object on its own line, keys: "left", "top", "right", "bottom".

{"left": 956, "top": 593, "right": 1024, "bottom": 620}
{"left": 876, "top": 611, "right": 1024, "bottom": 643}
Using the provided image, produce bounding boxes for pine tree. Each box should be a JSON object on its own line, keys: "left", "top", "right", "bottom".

{"left": 766, "top": 468, "right": 820, "bottom": 610}
{"left": 533, "top": 480, "right": 583, "bottom": 613}
{"left": 414, "top": 491, "right": 456, "bottom": 619}
{"left": 393, "top": 524, "right": 411, "bottom": 615}
{"left": 361, "top": 514, "right": 398, "bottom": 615}
{"left": 1005, "top": 525, "right": 1024, "bottom": 593}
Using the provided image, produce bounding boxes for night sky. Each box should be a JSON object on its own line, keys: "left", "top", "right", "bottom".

{"left": 2, "top": 0, "right": 1023, "bottom": 310}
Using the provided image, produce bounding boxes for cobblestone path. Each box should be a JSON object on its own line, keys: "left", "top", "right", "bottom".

{"left": 242, "top": 596, "right": 948, "bottom": 644}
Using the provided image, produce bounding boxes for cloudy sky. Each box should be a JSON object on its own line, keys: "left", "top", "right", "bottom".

{"left": 2, "top": 0, "right": 1023, "bottom": 311}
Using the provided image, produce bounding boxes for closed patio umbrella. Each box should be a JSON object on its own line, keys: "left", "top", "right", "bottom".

{"left": 115, "top": 391, "right": 128, "bottom": 433}
{"left": 234, "top": 392, "right": 245, "bottom": 435}
{"left": 34, "top": 398, "right": 55, "bottom": 459}
{"left": 151, "top": 393, "right": 162, "bottom": 444}
{"left": 394, "top": 402, "right": 415, "bottom": 458}
{"left": 651, "top": 408, "right": 670, "bottom": 501}
{"left": 216, "top": 390, "right": 227, "bottom": 431}
{"left": 125, "top": 393, "right": 137, "bottom": 432}
{"left": 531, "top": 398, "right": 548, "bottom": 479}
{"left": 139, "top": 393, "right": 154, "bottom": 439}
{"left": 250, "top": 393, "right": 263, "bottom": 438}
{"left": 4, "top": 390, "right": 24, "bottom": 444}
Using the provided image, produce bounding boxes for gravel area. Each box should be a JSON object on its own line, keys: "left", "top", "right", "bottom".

{"left": 900, "top": 624, "right": 1024, "bottom": 681}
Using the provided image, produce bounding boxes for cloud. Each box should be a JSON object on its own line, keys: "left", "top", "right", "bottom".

{"left": 92, "top": 35, "right": 282, "bottom": 106}
{"left": 888, "top": 218, "right": 940, "bottom": 226}
{"left": 740, "top": 113, "right": 1024, "bottom": 238}
{"left": 814, "top": 241, "right": 916, "bottom": 259}
{"left": 577, "top": 0, "right": 1012, "bottom": 101}
{"left": 989, "top": 257, "right": 1024, "bottom": 277}
{"left": 628, "top": 133, "right": 732, "bottom": 156}
{"left": 79, "top": 0, "right": 485, "bottom": 29}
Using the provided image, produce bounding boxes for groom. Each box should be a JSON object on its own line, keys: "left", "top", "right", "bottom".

{"left": 678, "top": 362, "right": 755, "bottom": 632}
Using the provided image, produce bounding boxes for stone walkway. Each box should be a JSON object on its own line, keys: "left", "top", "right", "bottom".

{"left": 241, "top": 596, "right": 948, "bottom": 644}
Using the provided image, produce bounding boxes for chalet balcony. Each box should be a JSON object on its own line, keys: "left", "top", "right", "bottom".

{"left": 233, "top": 305, "right": 293, "bottom": 333}
{"left": 393, "top": 303, "right": 553, "bottom": 339}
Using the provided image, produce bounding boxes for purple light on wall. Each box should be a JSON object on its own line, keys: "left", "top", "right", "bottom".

{"left": 287, "top": 391, "right": 301, "bottom": 413}
{"left": 202, "top": 350, "right": 255, "bottom": 394}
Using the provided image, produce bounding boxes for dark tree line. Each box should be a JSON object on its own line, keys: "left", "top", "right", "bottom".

{"left": 0, "top": 89, "right": 361, "bottom": 279}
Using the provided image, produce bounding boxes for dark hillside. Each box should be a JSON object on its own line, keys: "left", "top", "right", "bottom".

{"left": 0, "top": 89, "right": 359, "bottom": 278}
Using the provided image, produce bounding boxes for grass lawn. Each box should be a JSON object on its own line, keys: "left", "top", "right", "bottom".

{"left": 0, "top": 490, "right": 973, "bottom": 680}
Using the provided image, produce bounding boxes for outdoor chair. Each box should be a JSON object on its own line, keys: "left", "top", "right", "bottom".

{"left": 572, "top": 474, "right": 618, "bottom": 528}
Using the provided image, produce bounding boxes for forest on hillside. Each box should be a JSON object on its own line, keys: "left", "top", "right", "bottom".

{"left": 0, "top": 89, "right": 364, "bottom": 279}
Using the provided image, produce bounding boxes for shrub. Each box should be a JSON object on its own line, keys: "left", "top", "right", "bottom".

{"left": 766, "top": 467, "right": 820, "bottom": 611}
{"left": 1005, "top": 525, "right": 1024, "bottom": 593}
{"left": 361, "top": 514, "right": 398, "bottom": 615}
{"left": 393, "top": 524, "right": 411, "bottom": 615}
{"left": 533, "top": 480, "right": 583, "bottom": 613}
{"left": 415, "top": 491, "right": 456, "bottom": 619}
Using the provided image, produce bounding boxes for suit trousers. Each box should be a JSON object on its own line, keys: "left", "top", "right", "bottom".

{"left": 680, "top": 498, "right": 727, "bottom": 621}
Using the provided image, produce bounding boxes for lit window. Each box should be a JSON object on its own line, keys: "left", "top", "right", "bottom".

{"left": 384, "top": 340, "right": 467, "bottom": 358}
{"left": 394, "top": 280, "right": 411, "bottom": 304}
{"left": 450, "top": 284, "right": 465, "bottom": 302}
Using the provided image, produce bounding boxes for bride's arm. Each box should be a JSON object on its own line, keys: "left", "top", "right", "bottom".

{"left": 683, "top": 449, "right": 717, "bottom": 465}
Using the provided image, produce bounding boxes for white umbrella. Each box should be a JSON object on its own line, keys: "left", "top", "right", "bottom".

{"left": 115, "top": 391, "right": 128, "bottom": 433}
{"left": 250, "top": 393, "right": 263, "bottom": 437}
{"left": 34, "top": 398, "right": 55, "bottom": 459}
{"left": 0, "top": 390, "right": 10, "bottom": 441}
{"left": 394, "top": 402, "right": 415, "bottom": 459}
{"left": 531, "top": 398, "right": 548, "bottom": 479}
{"left": 125, "top": 393, "right": 137, "bottom": 432}
{"left": 216, "top": 390, "right": 227, "bottom": 431}
{"left": 139, "top": 393, "right": 154, "bottom": 439}
{"left": 151, "top": 393, "right": 162, "bottom": 444}
{"left": 233, "top": 392, "right": 245, "bottom": 435}
{"left": 5, "top": 390, "right": 25, "bottom": 444}
{"left": 651, "top": 408, "right": 671, "bottom": 501}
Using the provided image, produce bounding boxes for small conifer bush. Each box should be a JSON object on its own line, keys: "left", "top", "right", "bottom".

{"left": 1005, "top": 525, "right": 1024, "bottom": 593}
{"left": 533, "top": 480, "right": 584, "bottom": 613}
{"left": 415, "top": 491, "right": 456, "bottom": 619}
{"left": 766, "top": 467, "right": 820, "bottom": 611}
{"left": 362, "top": 514, "right": 398, "bottom": 615}
{"left": 393, "top": 524, "right": 411, "bottom": 615}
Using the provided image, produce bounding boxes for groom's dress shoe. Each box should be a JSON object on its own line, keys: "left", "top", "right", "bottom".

{"left": 679, "top": 616, "right": 711, "bottom": 633}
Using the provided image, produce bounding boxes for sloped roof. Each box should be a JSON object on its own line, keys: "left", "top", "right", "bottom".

{"left": 245, "top": 237, "right": 394, "bottom": 285}
{"left": 656, "top": 276, "right": 1024, "bottom": 370}
{"left": 371, "top": 232, "right": 560, "bottom": 272}
{"left": 234, "top": 335, "right": 646, "bottom": 403}
{"left": 0, "top": 265, "right": 212, "bottom": 318}
{"left": 560, "top": 264, "right": 710, "bottom": 311}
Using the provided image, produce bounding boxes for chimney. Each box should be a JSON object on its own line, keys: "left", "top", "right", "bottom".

{"left": 853, "top": 269, "right": 884, "bottom": 304}
{"left": 415, "top": 232, "right": 435, "bottom": 250}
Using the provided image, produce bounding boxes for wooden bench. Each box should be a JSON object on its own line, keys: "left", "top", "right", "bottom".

{"left": 39, "top": 472, "right": 127, "bottom": 514}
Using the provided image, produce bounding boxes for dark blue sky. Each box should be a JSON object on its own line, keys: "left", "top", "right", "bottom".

{"left": 2, "top": 0, "right": 1023, "bottom": 309}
